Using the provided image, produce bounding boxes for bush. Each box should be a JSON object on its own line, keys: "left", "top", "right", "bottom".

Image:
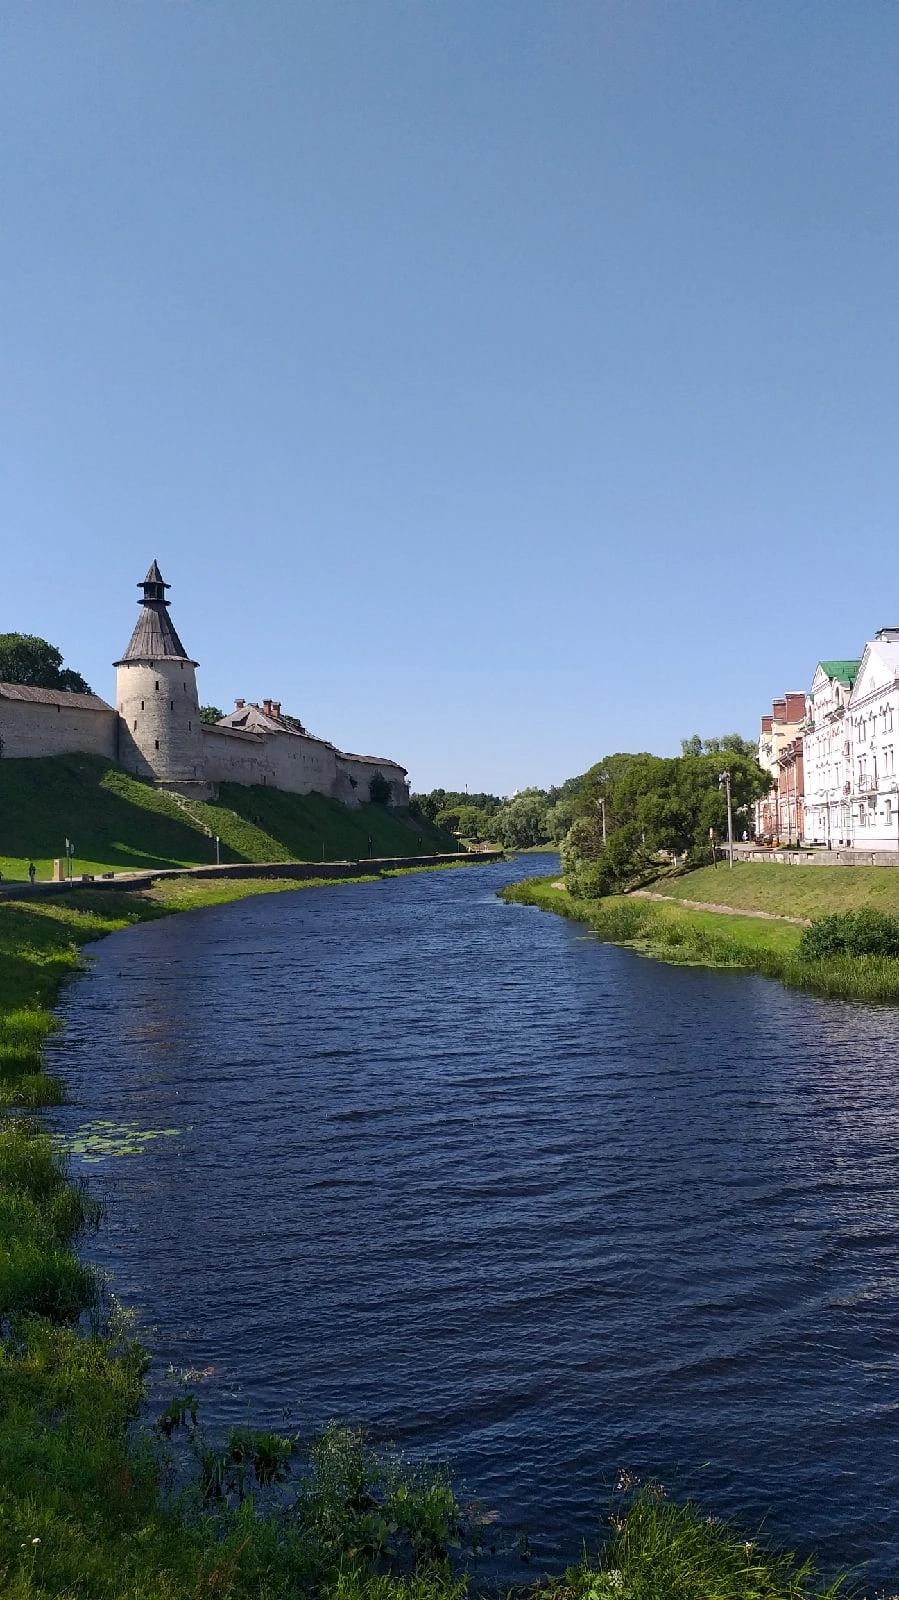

{"left": 799, "top": 909, "right": 899, "bottom": 961}
{"left": 369, "top": 772, "right": 393, "bottom": 806}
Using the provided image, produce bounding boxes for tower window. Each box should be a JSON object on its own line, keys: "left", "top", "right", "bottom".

{"left": 170, "top": 700, "right": 174, "bottom": 710}
{"left": 155, "top": 681, "right": 159, "bottom": 691}
{"left": 141, "top": 701, "right": 145, "bottom": 710}
{"left": 188, "top": 720, "right": 192, "bottom": 730}
{"left": 133, "top": 720, "right": 137, "bottom": 731}
{"left": 155, "top": 739, "right": 159, "bottom": 750}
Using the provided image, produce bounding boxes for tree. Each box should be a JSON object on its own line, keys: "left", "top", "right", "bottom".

{"left": 560, "top": 744, "right": 772, "bottom": 895}
{"left": 369, "top": 772, "right": 393, "bottom": 805}
{"left": 200, "top": 705, "right": 224, "bottom": 724}
{"left": 492, "top": 791, "right": 551, "bottom": 850}
{"left": 682, "top": 732, "right": 757, "bottom": 758}
{"left": 0, "top": 633, "right": 91, "bottom": 694}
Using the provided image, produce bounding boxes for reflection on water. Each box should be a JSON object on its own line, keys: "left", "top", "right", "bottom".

{"left": 51, "top": 857, "right": 899, "bottom": 1585}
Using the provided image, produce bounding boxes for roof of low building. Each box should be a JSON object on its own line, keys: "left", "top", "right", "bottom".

{"left": 819, "top": 659, "right": 861, "bottom": 684}
{"left": 340, "top": 751, "right": 408, "bottom": 772}
{"left": 0, "top": 681, "right": 113, "bottom": 711}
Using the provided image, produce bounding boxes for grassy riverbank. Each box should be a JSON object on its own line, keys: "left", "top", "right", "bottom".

{"left": 0, "top": 875, "right": 851, "bottom": 1597}
{"left": 647, "top": 861, "right": 899, "bottom": 919}
{"left": 502, "top": 874, "right": 899, "bottom": 1003}
{"left": 0, "top": 753, "right": 452, "bottom": 880}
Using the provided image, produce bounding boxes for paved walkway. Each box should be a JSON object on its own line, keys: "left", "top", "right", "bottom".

{"left": 630, "top": 889, "right": 811, "bottom": 926}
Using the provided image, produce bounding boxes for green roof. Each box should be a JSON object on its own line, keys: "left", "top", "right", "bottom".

{"left": 818, "top": 658, "right": 861, "bottom": 686}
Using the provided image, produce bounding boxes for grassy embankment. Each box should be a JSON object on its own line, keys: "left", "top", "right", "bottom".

{"left": 503, "top": 862, "right": 899, "bottom": 1003}
{"left": 0, "top": 877, "right": 848, "bottom": 1598}
{"left": 0, "top": 753, "right": 454, "bottom": 880}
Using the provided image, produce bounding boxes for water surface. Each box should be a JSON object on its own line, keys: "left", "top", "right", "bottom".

{"left": 52, "top": 857, "right": 899, "bottom": 1585}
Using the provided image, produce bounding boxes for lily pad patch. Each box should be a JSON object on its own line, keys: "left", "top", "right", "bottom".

{"left": 62, "top": 1120, "right": 182, "bottom": 1163}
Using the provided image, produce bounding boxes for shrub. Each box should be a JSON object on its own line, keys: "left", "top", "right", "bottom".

{"left": 799, "top": 909, "right": 899, "bottom": 961}
{"left": 369, "top": 772, "right": 393, "bottom": 806}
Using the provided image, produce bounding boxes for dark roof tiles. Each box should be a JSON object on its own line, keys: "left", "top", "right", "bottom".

{"left": 0, "top": 681, "right": 113, "bottom": 711}
{"left": 116, "top": 604, "right": 193, "bottom": 664}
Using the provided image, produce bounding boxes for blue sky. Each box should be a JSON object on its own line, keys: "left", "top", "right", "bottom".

{"left": 2, "top": 3, "right": 898, "bottom": 794}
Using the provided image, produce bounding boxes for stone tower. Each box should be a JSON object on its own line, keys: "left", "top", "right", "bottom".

{"left": 115, "top": 562, "right": 207, "bottom": 788}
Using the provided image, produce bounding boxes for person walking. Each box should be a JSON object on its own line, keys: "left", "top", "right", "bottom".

{"left": 28, "top": 861, "right": 36, "bottom": 885}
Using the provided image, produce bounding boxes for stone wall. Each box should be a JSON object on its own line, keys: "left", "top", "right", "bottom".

{"left": 0, "top": 697, "right": 117, "bottom": 761}
{"left": 334, "top": 755, "right": 410, "bottom": 807}
{"left": 202, "top": 722, "right": 342, "bottom": 794}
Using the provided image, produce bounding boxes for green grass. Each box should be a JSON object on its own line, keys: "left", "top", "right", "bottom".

{"left": 647, "top": 861, "right": 899, "bottom": 919}
{"left": 556, "top": 1486, "right": 845, "bottom": 1600}
{"left": 0, "top": 875, "right": 863, "bottom": 1597}
{"left": 502, "top": 876, "right": 899, "bottom": 1004}
{"left": 0, "top": 754, "right": 454, "bottom": 880}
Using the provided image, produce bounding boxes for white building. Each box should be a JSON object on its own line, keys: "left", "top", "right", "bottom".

{"left": 802, "top": 660, "right": 859, "bottom": 846}
{"left": 844, "top": 629, "right": 899, "bottom": 850}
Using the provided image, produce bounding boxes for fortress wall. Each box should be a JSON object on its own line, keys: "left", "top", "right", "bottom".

{"left": 0, "top": 698, "right": 117, "bottom": 761}
{"left": 263, "top": 730, "right": 339, "bottom": 796}
{"left": 116, "top": 659, "right": 207, "bottom": 782}
{"left": 203, "top": 725, "right": 344, "bottom": 798}
{"left": 202, "top": 723, "right": 276, "bottom": 786}
{"left": 335, "top": 755, "right": 410, "bottom": 807}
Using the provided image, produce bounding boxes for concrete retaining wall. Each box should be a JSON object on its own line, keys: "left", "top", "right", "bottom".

{"left": 0, "top": 852, "right": 504, "bottom": 902}
{"left": 735, "top": 847, "right": 899, "bottom": 869}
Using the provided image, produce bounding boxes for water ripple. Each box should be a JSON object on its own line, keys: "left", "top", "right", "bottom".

{"left": 49, "top": 856, "right": 899, "bottom": 1588}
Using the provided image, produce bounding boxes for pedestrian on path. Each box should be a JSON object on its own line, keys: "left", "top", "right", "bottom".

{"left": 28, "top": 861, "right": 36, "bottom": 884}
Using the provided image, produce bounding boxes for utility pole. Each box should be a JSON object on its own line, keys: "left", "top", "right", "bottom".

{"left": 599, "top": 796, "right": 607, "bottom": 844}
{"left": 719, "top": 771, "right": 734, "bottom": 869}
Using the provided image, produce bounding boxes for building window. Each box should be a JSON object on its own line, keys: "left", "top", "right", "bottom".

{"left": 133, "top": 720, "right": 137, "bottom": 731}
{"left": 141, "top": 701, "right": 145, "bottom": 710}
{"left": 155, "top": 681, "right": 159, "bottom": 691}
{"left": 188, "top": 720, "right": 191, "bottom": 730}
{"left": 155, "top": 739, "right": 159, "bottom": 750}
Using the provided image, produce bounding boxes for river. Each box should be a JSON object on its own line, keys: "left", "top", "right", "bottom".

{"left": 50, "top": 855, "right": 899, "bottom": 1587}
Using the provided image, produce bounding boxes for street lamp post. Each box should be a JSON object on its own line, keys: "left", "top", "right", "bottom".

{"left": 719, "top": 771, "right": 734, "bottom": 869}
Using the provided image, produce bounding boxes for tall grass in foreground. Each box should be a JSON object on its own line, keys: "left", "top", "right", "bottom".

{"left": 502, "top": 878, "right": 899, "bottom": 1004}
{"left": 557, "top": 1489, "right": 846, "bottom": 1600}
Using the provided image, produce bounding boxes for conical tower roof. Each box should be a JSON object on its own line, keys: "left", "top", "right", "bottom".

{"left": 114, "top": 561, "right": 197, "bottom": 665}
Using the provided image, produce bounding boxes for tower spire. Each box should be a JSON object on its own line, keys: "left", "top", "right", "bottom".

{"left": 140, "top": 560, "right": 170, "bottom": 607}
{"left": 115, "top": 560, "right": 194, "bottom": 664}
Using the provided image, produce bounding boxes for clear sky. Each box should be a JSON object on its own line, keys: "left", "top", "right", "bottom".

{"left": 2, "top": 3, "right": 898, "bottom": 795}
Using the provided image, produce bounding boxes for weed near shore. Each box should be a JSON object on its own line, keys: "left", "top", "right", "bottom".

{"left": 501, "top": 876, "right": 899, "bottom": 1003}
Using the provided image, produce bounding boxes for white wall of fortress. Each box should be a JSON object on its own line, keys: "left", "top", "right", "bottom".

{"left": 203, "top": 724, "right": 409, "bottom": 806}
{"left": 202, "top": 723, "right": 339, "bottom": 794}
{"left": 0, "top": 693, "right": 409, "bottom": 807}
{"left": 333, "top": 755, "right": 410, "bottom": 806}
{"left": 0, "top": 698, "right": 117, "bottom": 761}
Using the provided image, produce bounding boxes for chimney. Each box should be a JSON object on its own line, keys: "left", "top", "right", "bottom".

{"left": 234, "top": 698, "right": 245, "bottom": 709}
{"left": 262, "top": 698, "right": 273, "bottom": 715}
{"left": 272, "top": 701, "right": 281, "bottom": 717}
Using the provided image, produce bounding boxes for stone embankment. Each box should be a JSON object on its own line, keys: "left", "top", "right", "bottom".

{"left": 0, "top": 852, "right": 503, "bottom": 902}
{"left": 733, "top": 845, "right": 899, "bottom": 868}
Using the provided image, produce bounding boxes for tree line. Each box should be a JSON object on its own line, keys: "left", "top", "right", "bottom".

{"left": 413, "top": 734, "right": 771, "bottom": 891}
